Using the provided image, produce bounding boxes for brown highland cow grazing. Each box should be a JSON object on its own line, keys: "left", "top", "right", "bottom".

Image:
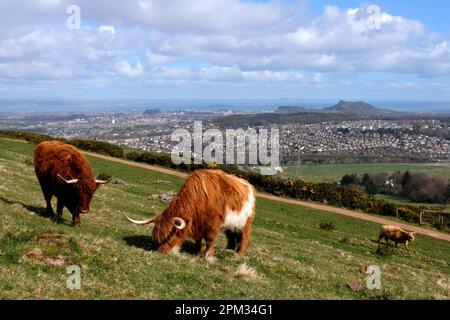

{"left": 34, "top": 141, "right": 109, "bottom": 225}
{"left": 378, "top": 225, "right": 416, "bottom": 250}
{"left": 124, "top": 169, "right": 255, "bottom": 257}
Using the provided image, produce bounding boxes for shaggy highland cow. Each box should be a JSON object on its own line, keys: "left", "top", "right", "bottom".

{"left": 378, "top": 225, "right": 416, "bottom": 250}
{"left": 124, "top": 169, "right": 255, "bottom": 257}
{"left": 34, "top": 141, "right": 109, "bottom": 225}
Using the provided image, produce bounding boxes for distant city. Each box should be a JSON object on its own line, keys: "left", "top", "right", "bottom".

{"left": 1, "top": 100, "right": 449, "bottom": 163}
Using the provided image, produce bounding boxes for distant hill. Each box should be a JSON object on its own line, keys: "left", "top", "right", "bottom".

{"left": 322, "top": 100, "right": 397, "bottom": 116}
{"left": 215, "top": 100, "right": 408, "bottom": 127}
{"left": 213, "top": 112, "right": 367, "bottom": 128}
{"left": 275, "top": 106, "right": 312, "bottom": 114}
{"left": 275, "top": 100, "right": 400, "bottom": 116}
{"left": 144, "top": 108, "right": 162, "bottom": 115}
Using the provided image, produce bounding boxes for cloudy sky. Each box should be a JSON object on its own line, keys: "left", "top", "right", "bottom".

{"left": 0, "top": 0, "right": 449, "bottom": 101}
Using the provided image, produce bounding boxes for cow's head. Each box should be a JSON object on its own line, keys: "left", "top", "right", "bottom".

{"left": 57, "top": 174, "right": 109, "bottom": 214}
{"left": 404, "top": 230, "right": 416, "bottom": 242}
{"left": 123, "top": 212, "right": 186, "bottom": 248}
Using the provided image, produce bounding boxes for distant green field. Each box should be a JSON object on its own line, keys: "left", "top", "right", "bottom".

{"left": 1, "top": 138, "right": 449, "bottom": 299}
{"left": 374, "top": 195, "right": 450, "bottom": 213}
{"left": 285, "top": 163, "right": 450, "bottom": 183}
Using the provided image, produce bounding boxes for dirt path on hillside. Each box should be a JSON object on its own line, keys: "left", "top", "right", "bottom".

{"left": 83, "top": 151, "right": 450, "bottom": 242}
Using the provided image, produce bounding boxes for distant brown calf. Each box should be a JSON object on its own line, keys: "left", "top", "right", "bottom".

{"left": 34, "top": 141, "right": 109, "bottom": 225}
{"left": 378, "top": 225, "right": 416, "bottom": 250}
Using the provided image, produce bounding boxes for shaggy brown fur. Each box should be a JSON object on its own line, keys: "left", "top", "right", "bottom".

{"left": 125, "top": 169, "right": 256, "bottom": 257}
{"left": 378, "top": 225, "right": 415, "bottom": 250}
{"left": 34, "top": 141, "right": 104, "bottom": 225}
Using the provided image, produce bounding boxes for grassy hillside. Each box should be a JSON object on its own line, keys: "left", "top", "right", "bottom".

{"left": 285, "top": 163, "right": 450, "bottom": 183}
{"left": 0, "top": 138, "right": 449, "bottom": 299}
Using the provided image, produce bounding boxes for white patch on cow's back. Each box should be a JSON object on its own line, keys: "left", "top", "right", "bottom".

{"left": 382, "top": 225, "right": 399, "bottom": 231}
{"left": 221, "top": 183, "right": 255, "bottom": 232}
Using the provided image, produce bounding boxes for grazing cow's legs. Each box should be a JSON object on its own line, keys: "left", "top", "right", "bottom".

{"left": 225, "top": 230, "right": 238, "bottom": 250}
{"left": 377, "top": 235, "right": 382, "bottom": 243}
{"left": 37, "top": 177, "right": 54, "bottom": 215}
{"left": 56, "top": 199, "right": 64, "bottom": 218}
{"left": 236, "top": 218, "right": 252, "bottom": 255}
{"left": 43, "top": 192, "right": 53, "bottom": 215}
{"left": 204, "top": 231, "right": 219, "bottom": 258}
{"left": 204, "top": 240, "right": 214, "bottom": 258}
{"left": 234, "top": 231, "right": 243, "bottom": 252}
{"left": 72, "top": 213, "right": 81, "bottom": 226}
{"left": 195, "top": 239, "right": 203, "bottom": 255}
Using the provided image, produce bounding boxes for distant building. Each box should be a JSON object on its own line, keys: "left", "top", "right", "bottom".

{"left": 253, "top": 166, "right": 284, "bottom": 176}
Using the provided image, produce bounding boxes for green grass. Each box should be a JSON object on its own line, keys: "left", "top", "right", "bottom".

{"left": 285, "top": 163, "right": 450, "bottom": 183}
{"left": 0, "top": 138, "right": 449, "bottom": 299}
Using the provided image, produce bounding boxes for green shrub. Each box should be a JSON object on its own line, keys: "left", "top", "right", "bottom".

{"left": 125, "top": 152, "right": 140, "bottom": 161}
{"left": 320, "top": 222, "right": 337, "bottom": 231}
{"left": 0, "top": 130, "right": 64, "bottom": 144}
{"left": 96, "top": 173, "right": 112, "bottom": 181}
{"left": 69, "top": 139, "right": 124, "bottom": 158}
{"left": 397, "top": 206, "right": 419, "bottom": 223}
{"left": 0, "top": 130, "right": 124, "bottom": 158}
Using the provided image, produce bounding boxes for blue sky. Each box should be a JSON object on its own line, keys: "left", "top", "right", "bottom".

{"left": 0, "top": 0, "right": 449, "bottom": 103}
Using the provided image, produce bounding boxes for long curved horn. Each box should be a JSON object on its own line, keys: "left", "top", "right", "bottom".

{"left": 172, "top": 217, "right": 186, "bottom": 230}
{"left": 123, "top": 213, "right": 156, "bottom": 225}
{"left": 95, "top": 178, "right": 111, "bottom": 184}
{"left": 57, "top": 174, "right": 79, "bottom": 184}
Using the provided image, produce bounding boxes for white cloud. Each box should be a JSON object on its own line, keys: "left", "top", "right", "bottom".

{"left": 37, "top": 0, "right": 62, "bottom": 9}
{"left": 99, "top": 25, "right": 116, "bottom": 35}
{"left": 115, "top": 61, "right": 144, "bottom": 78}
{"left": 146, "top": 50, "right": 173, "bottom": 65}
{"left": 0, "top": 0, "right": 449, "bottom": 96}
{"left": 0, "top": 61, "right": 72, "bottom": 79}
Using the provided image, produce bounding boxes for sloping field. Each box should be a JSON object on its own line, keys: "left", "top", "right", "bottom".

{"left": 0, "top": 138, "right": 449, "bottom": 299}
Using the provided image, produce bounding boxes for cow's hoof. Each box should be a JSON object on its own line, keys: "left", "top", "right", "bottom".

{"left": 52, "top": 216, "right": 63, "bottom": 223}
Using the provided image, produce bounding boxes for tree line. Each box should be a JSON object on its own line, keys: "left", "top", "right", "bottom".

{"left": 0, "top": 131, "right": 124, "bottom": 158}
{"left": 341, "top": 171, "right": 450, "bottom": 204}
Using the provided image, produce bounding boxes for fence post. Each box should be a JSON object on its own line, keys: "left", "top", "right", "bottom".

{"left": 396, "top": 206, "right": 399, "bottom": 219}
{"left": 419, "top": 211, "right": 423, "bottom": 225}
